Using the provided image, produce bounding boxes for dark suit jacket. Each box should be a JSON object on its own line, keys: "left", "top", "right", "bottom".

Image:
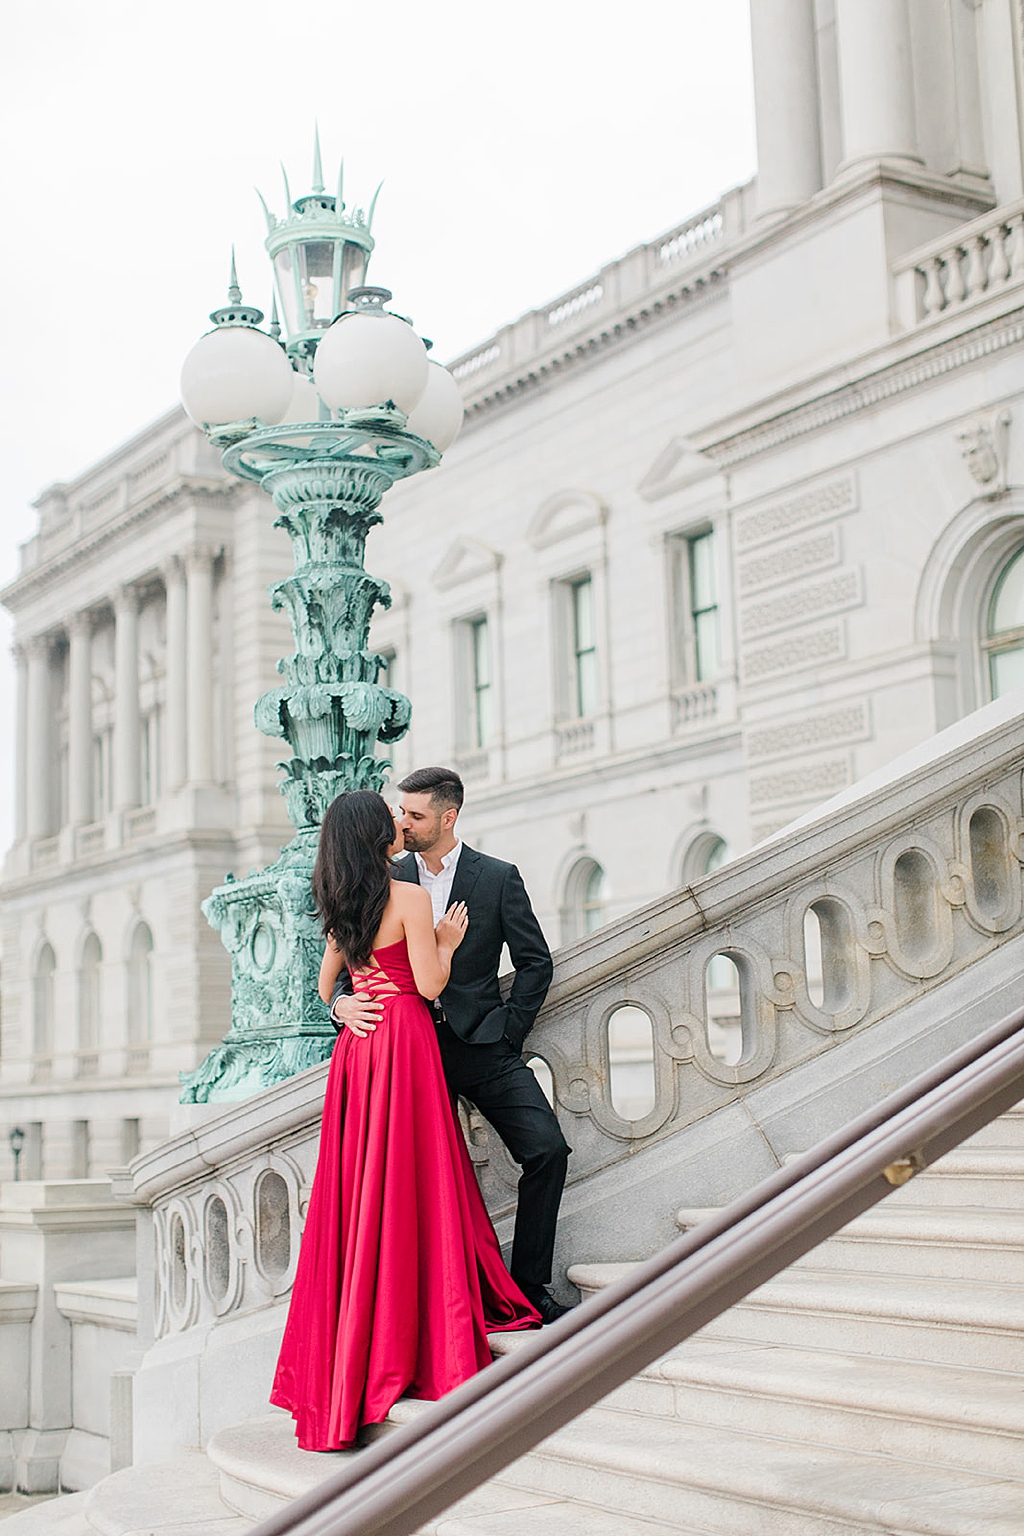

{"left": 332, "top": 844, "right": 553, "bottom": 1048}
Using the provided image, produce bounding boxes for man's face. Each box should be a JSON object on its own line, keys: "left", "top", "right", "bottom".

{"left": 396, "top": 791, "right": 448, "bottom": 853}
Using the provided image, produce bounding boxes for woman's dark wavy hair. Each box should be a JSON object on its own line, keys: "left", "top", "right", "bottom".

{"left": 313, "top": 791, "right": 396, "bottom": 969}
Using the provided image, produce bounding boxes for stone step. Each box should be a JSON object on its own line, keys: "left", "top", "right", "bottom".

{"left": 791, "top": 1205, "right": 1024, "bottom": 1281}
{"left": 419, "top": 1401, "right": 1024, "bottom": 1536}
{"left": 207, "top": 1413, "right": 354, "bottom": 1522}
{"left": 207, "top": 1410, "right": 716, "bottom": 1536}
{"left": 568, "top": 1262, "right": 1024, "bottom": 1373}
{"left": 886, "top": 1147, "right": 1024, "bottom": 1206}
{"left": 959, "top": 1104, "right": 1024, "bottom": 1149}
{"left": 675, "top": 1201, "right": 1024, "bottom": 1281}
{"left": 0, "top": 1493, "right": 91, "bottom": 1536}
{"left": 82, "top": 1450, "right": 247, "bottom": 1536}
{"left": 535, "top": 1273, "right": 1024, "bottom": 1479}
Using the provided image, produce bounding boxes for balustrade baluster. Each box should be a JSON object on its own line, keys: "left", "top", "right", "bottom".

{"left": 1007, "top": 215, "right": 1024, "bottom": 280}
{"left": 963, "top": 235, "right": 987, "bottom": 299}
{"left": 941, "top": 247, "right": 966, "bottom": 306}
{"left": 987, "top": 225, "right": 1010, "bottom": 287}
{"left": 920, "top": 257, "right": 945, "bottom": 317}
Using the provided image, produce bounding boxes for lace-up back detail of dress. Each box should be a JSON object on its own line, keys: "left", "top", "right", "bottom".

{"left": 349, "top": 938, "right": 419, "bottom": 1000}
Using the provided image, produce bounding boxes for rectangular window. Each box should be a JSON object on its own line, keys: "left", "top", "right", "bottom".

{"left": 688, "top": 531, "right": 720, "bottom": 682}
{"left": 71, "top": 1119, "right": 90, "bottom": 1179}
{"left": 570, "top": 576, "right": 599, "bottom": 718}
{"left": 469, "top": 618, "right": 493, "bottom": 748}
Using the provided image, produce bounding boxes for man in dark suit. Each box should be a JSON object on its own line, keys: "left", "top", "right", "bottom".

{"left": 331, "top": 765, "right": 572, "bottom": 1323}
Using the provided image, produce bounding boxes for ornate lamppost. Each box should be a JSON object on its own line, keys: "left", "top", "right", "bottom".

{"left": 178, "top": 143, "right": 463, "bottom": 1103}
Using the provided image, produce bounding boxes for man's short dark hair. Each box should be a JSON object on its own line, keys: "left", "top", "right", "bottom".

{"left": 397, "top": 766, "right": 464, "bottom": 813}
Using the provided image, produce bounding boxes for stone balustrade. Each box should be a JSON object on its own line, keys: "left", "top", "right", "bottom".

{"left": 894, "top": 197, "right": 1024, "bottom": 326}
{"left": 119, "top": 690, "right": 1024, "bottom": 1462}
{"left": 446, "top": 184, "right": 752, "bottom": 414}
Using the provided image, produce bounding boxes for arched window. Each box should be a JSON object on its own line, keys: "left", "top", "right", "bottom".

{"left": 78, "top": 933, "right": 102, "bottom": 1051}
{"left": 985, "top": 546, "right": 1024, "bottom": 698}
{"left": 680, "top": 831, "right": 730, "bottom": 886}
{"left": 562, "top": 858, "right": 608, "bottom": 944}
{"left": 33, "top": 943, "right": 56, "bottom": 1058}
{"left": 127, "top": 924, "right": 154, "bottom": 1043}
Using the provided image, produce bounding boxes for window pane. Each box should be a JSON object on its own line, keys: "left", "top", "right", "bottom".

{"left": 577, "top": 649, "right": 599, "bottom": 718}
{"left": 694, "top": 609, "right": 720, "bottom": 681}
{"left": 583, "top": 863, "right": 607, "bottom": 932}
{"left": 689, "top": 533, "right": 716, "bottom": 611}
{"left": 991, "top": 549, "right": 1024, "bottom": 635}
{"left": 472, "top": 620, "right": 490, "bottom": 688}
{"left": 572, "top": 579, "right": 594, "bottom": 651}
{"left": 991, "top": 644, "right": 1024, "bottom": 698}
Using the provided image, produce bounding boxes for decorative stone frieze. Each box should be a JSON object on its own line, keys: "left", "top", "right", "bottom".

{"left": 735, "top": 478, "right": 856, "bottom": 549}
{"left": 742, "top": 622, "right": 846, "bottom": 680}
{"left": 740, "top": 570, "right": 862, "bottom": 638}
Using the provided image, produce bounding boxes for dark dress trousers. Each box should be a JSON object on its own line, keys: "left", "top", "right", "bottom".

{"left": 332, "top": 844, "right": 570, "bottom": 1289}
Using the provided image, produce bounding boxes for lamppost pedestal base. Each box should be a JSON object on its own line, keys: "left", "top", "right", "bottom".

{"left": 180, "top": 831, "right": 336, "bottom": 1103}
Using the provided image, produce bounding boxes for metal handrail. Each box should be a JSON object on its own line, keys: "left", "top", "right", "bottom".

{"left": 251, "top": 1003, "right": 1024, "bottom": 1536}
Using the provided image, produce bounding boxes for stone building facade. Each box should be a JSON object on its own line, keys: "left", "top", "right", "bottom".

{"left": 3, "top": 0, "right": 1024, "bottom": 1177}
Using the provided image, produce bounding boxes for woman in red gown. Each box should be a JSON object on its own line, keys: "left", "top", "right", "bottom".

{"left": 271, "top": 790, "right": 540, "bottom": 1451}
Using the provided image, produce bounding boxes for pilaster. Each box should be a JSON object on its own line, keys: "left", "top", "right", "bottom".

{"left": 113, "top": 585, "right": 141, "bottom": 813}
{"left": 67, "top": 614, "right": 93, "bottom": 827}
{"left": 24, "top": 637, "right": 52, "bottom": 840}
{"left": 162, "top": 557, "right": 187, "bottom": 791}
{"left": 185, "top": 547, "right": 216, "bottom": 785}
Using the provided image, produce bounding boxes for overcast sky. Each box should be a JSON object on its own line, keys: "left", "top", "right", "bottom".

{"left": 0, "top": 0, "right": 756, "bottom": 850}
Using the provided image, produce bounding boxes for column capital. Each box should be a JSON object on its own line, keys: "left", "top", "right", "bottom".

{"left": 24, "top": 634, "right": 51, "bottom": 661}
{"left": 184, "top": 544, "right": 219, "bottom": 576}
{"left": 160, "top": 553, "right": 186, "bottom": 586}
{"left": 113, "top": 582, "right": 140, "bottom": 616}
{"left": 67, "top": 611, "right": 93, "bottom": 641}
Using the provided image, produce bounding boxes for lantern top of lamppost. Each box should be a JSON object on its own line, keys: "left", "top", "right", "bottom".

{"left": 258, "top": 129, "right": 379, "bottom": 364}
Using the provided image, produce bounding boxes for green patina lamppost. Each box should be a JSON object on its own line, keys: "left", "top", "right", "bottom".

{"left": 178, "top": 138, "right": 463, "bottom": 1103}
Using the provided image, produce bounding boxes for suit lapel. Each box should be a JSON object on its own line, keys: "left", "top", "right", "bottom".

{"left": 392, "top": 853, "right": 420, "bottom": 884}
{"left": 449, "top": 844, "right": 483, "bottom": 905}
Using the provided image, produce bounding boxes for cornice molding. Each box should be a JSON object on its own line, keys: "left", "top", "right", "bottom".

{"left": 460, "top": 267, "right": 729, "bottom": 429}
{"left": 1, "top": 476, "right": 238, "bottom": 610}
{"left": 694, "top": 307, "right": 1024, "bottom": 469}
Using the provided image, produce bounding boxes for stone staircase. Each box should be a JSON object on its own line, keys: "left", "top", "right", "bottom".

{"left": 8, "top": 1103, "right": 1022, "bottom": 1536}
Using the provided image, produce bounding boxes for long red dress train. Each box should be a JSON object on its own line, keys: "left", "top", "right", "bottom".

{"left": 270, "top": 938, "right": 541, "bottom": 1450}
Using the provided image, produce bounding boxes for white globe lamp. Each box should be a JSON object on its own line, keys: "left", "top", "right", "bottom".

{"left": 405, "top": 361, "right": 464, "bottom": 452}
{"left": 313, "top": 289, "right": 429, "bottom": 414}
{"left": 181, "top": 325, "right": 294, "bottom": 428}
{"left": 279, "top": 369, "right": 323, "bottom": 424}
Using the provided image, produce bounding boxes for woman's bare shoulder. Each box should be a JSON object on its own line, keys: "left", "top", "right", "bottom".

{"left": 390, "top": 880, "right": 430, "bottom": 909}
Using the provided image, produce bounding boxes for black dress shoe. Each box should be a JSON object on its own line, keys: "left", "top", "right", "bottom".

{"left": 520, "top": 1284, "right": 573, "bottom": 1324}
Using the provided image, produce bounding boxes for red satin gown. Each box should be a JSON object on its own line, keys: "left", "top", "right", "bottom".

{"left": 270, "top": 938, "right": 541, "bottom": 1450}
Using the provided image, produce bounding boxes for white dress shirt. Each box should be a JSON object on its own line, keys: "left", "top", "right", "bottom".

{"left": 414, "top": 840, "right": 463, "bottom": 925}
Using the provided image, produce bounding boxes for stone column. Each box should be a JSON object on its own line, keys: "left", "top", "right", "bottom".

{"left": 750, "top": 0, "right": 822, "bottom": 217}
{"left": 186, "top": 547, "right": 216, "bottom": 784}
{"left": 835, "top": 0, "right": 921, "bottom": 172}
{"left": 66, "top": 614, "right": 93, "bottom": 826}
{"left": 162, "top": 558, "right": 187, "bottom": 790}
{"left": 113, "top": 585, "right": 141, "bottom": 813}
{"left": 25, "top": 637, "right": 52, "bottom": 839}
{"left": 14, "top": 644, "right": 28, "bottom": 840}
